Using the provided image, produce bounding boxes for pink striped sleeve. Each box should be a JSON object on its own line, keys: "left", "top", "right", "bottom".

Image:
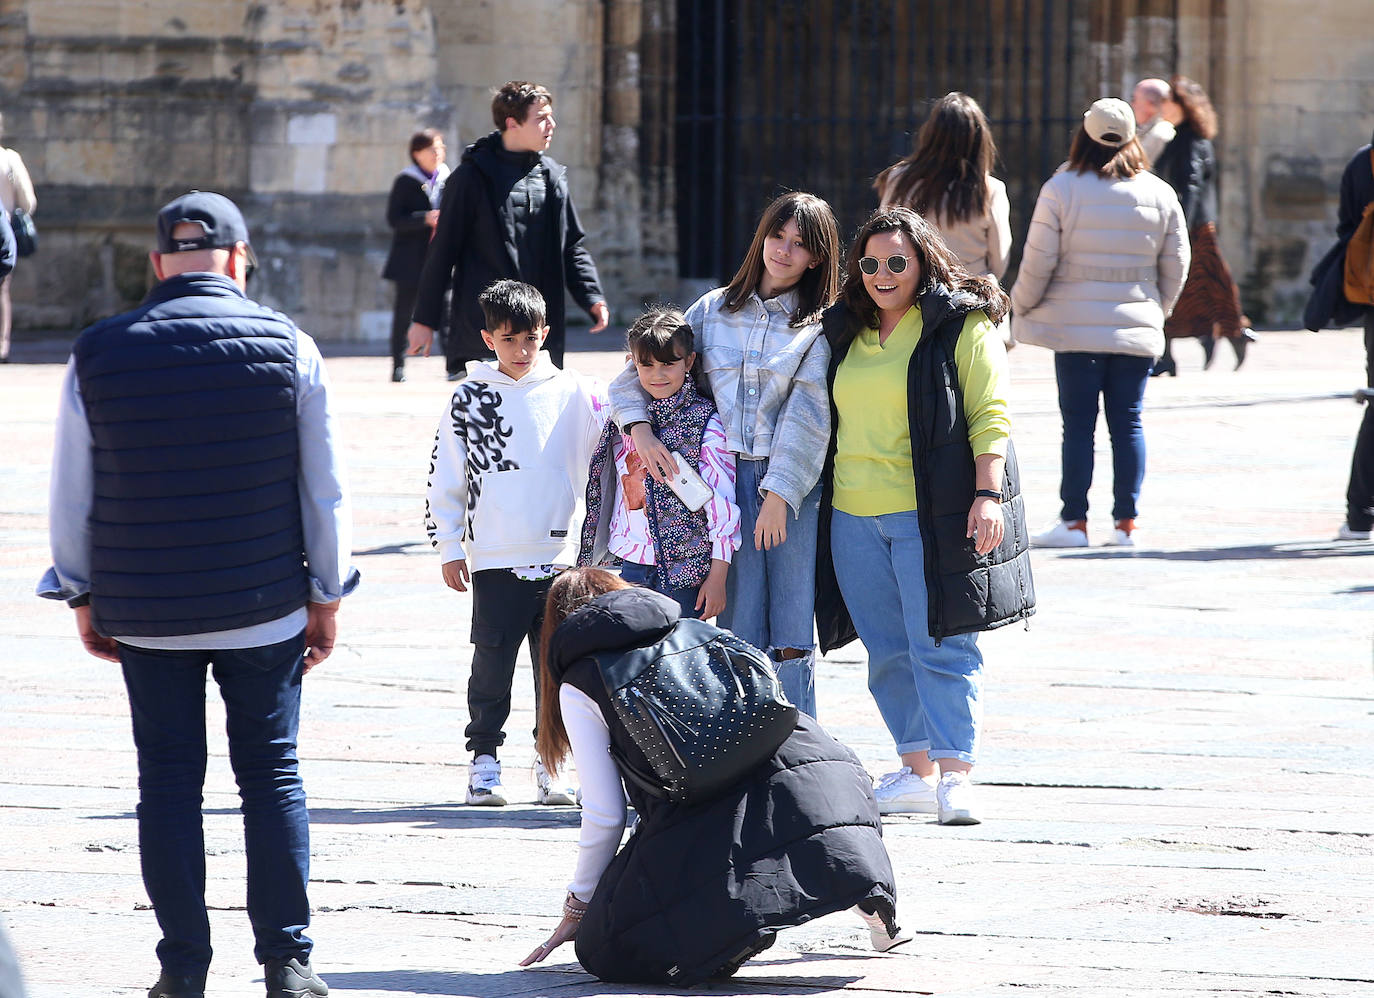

{"left": 698, "top": 414, "right": 741, "bottom": 561}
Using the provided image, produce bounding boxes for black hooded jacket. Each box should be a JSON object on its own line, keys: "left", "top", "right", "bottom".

{"left": 547, "top": 588, "right": 898, "bottom": 985}
{"left": 411, "top": 131, "right": 604, "bottom": 365}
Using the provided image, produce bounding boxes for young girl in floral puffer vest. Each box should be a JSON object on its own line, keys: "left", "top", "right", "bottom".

{"left": 579, "top": 308, "right": 740, "bottom": 619}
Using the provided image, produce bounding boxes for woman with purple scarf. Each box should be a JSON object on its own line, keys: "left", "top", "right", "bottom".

{"left": 382, "top": 128, "right": 450, "bottom": 382}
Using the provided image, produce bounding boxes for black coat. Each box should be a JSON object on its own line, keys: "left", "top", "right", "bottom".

{"left": 1304, "top": 141, "right": 1374, "bottom": 331}
{"left": 381, "top": 170, "right": 434, "bottom": 284}
{"left": 411, "top": 131, "right": 604, "bottom": 363}
{"left": 1154, "top": 122, "right": 1218, "bottom": 232}
{"left": 815, "top": 289, "right": 1035, "bottom": 653}
{"left": 547, "top": 588, "right": 898, "bottom": 986}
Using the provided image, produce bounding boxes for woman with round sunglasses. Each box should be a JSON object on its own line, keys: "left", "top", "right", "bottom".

{"left": 815, "top": 206, "right": 1035, "bottom": 824}
{"left": 1012, "top": 98, "right": 1189, "bottom": 549}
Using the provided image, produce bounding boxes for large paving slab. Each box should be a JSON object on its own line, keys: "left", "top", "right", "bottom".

{"left": 2, "top": 328, "right": 1372, "bottom": 997}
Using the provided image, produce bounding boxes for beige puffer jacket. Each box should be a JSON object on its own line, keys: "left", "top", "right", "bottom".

{"left": 1011, "top": 167, "right": 1189, "bottom": 358}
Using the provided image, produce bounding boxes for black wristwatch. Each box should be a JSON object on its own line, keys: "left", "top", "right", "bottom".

{"left": 974, "top": 489, "right": 1003, "bottom": 503}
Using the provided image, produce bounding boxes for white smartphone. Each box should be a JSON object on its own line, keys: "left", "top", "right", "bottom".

{"left": 663, "top": 451, "right": 713, "bottom": 512}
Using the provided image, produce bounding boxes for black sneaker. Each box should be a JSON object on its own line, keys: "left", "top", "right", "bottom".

{"left": 264, "top": 957, "right": 328, "bottom": 997}
{"left": 148, "top": 971, "right": 206, "bottom": 998}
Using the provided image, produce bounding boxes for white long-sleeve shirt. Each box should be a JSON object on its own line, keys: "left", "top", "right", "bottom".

{"left": 560, "top": 683, "right": 628, "bottom": 900}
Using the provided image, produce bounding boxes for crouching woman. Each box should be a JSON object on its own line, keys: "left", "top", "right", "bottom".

{"left": 521, "top": 568, "right": 901, "bottom": 984}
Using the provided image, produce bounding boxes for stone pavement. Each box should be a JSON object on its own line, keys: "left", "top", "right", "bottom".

{"left": 2, "top": 328, "right": 1372, "bottom": 997}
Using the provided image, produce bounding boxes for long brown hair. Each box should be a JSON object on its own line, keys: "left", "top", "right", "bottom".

{"left": 535, "top": 568, "right": 632, "bottom": 776}
{"left": 839, "top": 206, "right": 1009, "bottom": 341}
{"left": 1066, "top": 125, "right": 1148, "bottom": 180}
{"left": 874, "top": 92, "right": 997, "bottom": 225}
{"left": 1168, "top": 75, "right": 1218, "bottom": 140}
{"left": 722, "top": 191, "right": 841, "bottom": 327}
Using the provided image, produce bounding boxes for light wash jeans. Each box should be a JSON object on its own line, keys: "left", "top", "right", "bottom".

{"left": 830, "top": 509, "right": 983, "bottom": 763}
{"left": 719, "top": 457, "right": 820, "bottom": 717}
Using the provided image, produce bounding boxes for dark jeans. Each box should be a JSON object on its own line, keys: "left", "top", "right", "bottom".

{"left": 619, "top": 561, "right": 701, "bottom": 619}
{"left": 118, "top": 633, "right": 313, "bottom": 977}
{"left": 389, "top": 280, "right": 418, "bottom": 367}
{"left": 1054, "top": 352, "right": 1153, "bottom": 522}
{"left": 466, "top": 569, "right": 553, "bottom": 757}
{"left": 1346, "top": 312, "right": 1374, "bottom": 530}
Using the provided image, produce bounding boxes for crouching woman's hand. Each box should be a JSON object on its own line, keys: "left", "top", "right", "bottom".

{"left": 520, "top": 892, "right": 587, "bottom": 965}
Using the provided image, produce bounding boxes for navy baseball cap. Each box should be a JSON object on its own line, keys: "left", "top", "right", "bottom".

{"left": 156, "top": 190, "right": 258, "bottom": 269}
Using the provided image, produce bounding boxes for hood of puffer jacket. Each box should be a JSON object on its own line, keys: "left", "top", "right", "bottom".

{"left": 546, "top": 587, "right": 680, "bottom": 683}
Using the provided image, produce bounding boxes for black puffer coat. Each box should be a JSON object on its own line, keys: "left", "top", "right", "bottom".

{"left": 547, "top": 588, "right": 898, "bottom": 986}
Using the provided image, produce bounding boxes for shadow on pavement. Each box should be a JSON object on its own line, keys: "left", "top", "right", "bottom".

{"left": 1058, "top": 542, "right": 1374, "bottom": 562}
{"left": 308, "top": 804, "right": 584, "bottom": 830}
{"left": 322, "top": 967, "right": 590, "bottom": 996}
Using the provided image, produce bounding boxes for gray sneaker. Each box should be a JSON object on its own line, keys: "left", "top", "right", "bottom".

{"left": 264, "top": 957, "right": 327, "bottom": 998}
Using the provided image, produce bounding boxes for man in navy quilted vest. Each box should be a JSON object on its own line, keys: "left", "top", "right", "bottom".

{"left": 38, "top": 191, "right": 358, "bottom": 998}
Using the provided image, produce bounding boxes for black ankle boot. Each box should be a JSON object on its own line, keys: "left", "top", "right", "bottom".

{"left": 1231, "top": 328, "right": 1256, "bottom": 370}
{"left": 148, "top": 971, "right": 206, "bottom": 998}
{"left": 1150, "top": 353, "right": 1177, "bottom": 378}
{"left": 1200, "top": 333, "right": 1216, "bottom": 369}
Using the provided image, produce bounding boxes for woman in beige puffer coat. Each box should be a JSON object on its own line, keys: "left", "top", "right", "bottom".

{"left": 1012, "top": 98, "right": 1189, "bottom": 549}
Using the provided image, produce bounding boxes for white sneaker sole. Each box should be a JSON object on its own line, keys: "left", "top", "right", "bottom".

{"left": 877, "top": 799, "right": 938, "bottom": 815}
{"left": 466, "top": 789, "right": 508, "bottom": 806}
{"left": 536, "top": 788, "right": 577, "bottom": 806}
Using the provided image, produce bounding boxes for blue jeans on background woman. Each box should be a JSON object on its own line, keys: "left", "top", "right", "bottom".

{"left": 1054, "top": 352, "right": 1153, "bottom": 522}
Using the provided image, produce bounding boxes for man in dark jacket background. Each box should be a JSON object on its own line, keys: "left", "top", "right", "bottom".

{"left": 38, "top": 191, "right": 358, "bottom": 998}
{"left": 1331, "top": 131, "right": 1374, "bottom": 539}
{"left": 406, "top": 81, "right": 609, "bottom": 377}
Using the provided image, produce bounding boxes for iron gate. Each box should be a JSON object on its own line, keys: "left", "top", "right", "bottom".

{"left": 675, "top": 0, "right": 1101, "bottom": 284}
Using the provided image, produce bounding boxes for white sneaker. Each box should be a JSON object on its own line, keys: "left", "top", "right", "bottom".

{"left": 466, "top": 754, "right": 508, "bottom": 806}
{"left": 534, "top": 757, "right": 578, "bottom": 806}
{"left": 873, "top": 767, "right": 937, "bottom": 814}
{"left": 856, "top": 906, "right": 911, "bottom": 952}
{"left": 936, "top": 772, "right": 981, "bottom": 825}
{"left": 1032, "top": 519, "right": 1089, "bottom": 548}
{"left": 1337, "top": 522, "right": 1372, "bottom": 541}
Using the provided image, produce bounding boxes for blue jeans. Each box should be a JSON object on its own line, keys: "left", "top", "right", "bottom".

{"left": 118, "top": 633, "right": 313, "bottom": 976}
{"left": 830, "top": 510, "right": 983, "bottom": 763}
{"left": 718, "top": 457, "right": 820, "bottom": 717}
{"left": 619, "top": 561, "right": 701, "bottom": 619}
{"left": 1054, "top": 351, "right": 1153, "bottom": 522}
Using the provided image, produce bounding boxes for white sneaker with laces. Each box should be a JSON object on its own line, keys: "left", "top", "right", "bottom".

{"left": 1337, "top": 522, "right": 1372, "bottom": 541}
{"left": 534, "top": 757, "right": 578, "bottom": 806}
{"left": 466, "top": 754, "right": 508, "bottom": 806}
{"left": 936, "top": 772, "right": 981, "bottom": 825}
{"left": 873, "top": 767, "right": 937, "bottom": 814}
{"left": 1032, "top": 520, "right": 1089, "bottom": 548}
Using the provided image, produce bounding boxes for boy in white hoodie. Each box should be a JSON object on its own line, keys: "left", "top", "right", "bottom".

{"left": 425, "top": 280, "right": 605, "bottom": 806}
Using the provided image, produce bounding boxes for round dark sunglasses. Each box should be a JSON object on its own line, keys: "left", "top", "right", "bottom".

{"left": 858, "top": 254, "right": 909, "bottom": 276}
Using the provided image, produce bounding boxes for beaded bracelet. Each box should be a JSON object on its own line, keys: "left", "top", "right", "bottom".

{"left": 562, "top": 893, "right": 587, "bottom": 921}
